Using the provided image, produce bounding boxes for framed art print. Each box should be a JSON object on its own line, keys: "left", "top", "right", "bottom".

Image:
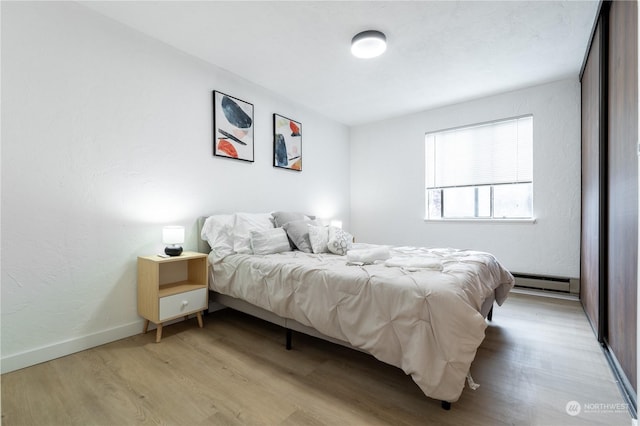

{"left": 213, "top": 91, "right": 254, "bottom": 162}
{"left": 273, "top": 113, "right": 302, "bottom": 171}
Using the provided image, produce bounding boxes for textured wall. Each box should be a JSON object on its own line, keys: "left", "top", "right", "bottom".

{"left": 1, "top": 2, "right": 349, "bottom": 371}
{"left": 350, "top": 79, "right": 581, "bottom": 278}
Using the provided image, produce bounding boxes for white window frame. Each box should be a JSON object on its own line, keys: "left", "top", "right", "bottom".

{"left": 425, "top": 115, "right": 534, "bottom": 222}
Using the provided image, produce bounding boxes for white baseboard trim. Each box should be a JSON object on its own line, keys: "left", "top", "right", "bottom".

{"left": 1, "top": 320, "right": 143, "bottom": 374}
{"left": 2, "top": 303, "right": 224, "bottom": 374}
{"left": 1, "top": 311, "right": 213, "bottom": 374}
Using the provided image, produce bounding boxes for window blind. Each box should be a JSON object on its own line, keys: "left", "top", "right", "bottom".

{"left": 425, "top": 116, "right": 533, "bottom": 189}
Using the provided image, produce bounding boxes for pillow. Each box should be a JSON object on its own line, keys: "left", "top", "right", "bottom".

{"left": 308, "top": 224, "right": 329, "bottom": 254}
{"left": 271, "top": 211, "right": 313, "bottom": 228}
{"left": 200, "top": 214, "right": 236, "bottom": 261}
{"left": 327, "top": 226, "right": 353, "bottom": 255}
{"left": 272, "top": 211, "right": 316, "bottom": 249}
{"left": 282, "top": 219, "right": 317, "bottom": 253}
{"left": 250, "top": 228, "right": 291, "bottom": 255}
{"left": 233, "top": 213, "right": 275, "bottom": 254}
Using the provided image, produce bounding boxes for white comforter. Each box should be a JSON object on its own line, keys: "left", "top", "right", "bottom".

{"left": 209, "top": 245, "right": 514, "bottom": 402}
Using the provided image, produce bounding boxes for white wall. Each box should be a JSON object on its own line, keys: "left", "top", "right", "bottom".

{"left": 0, "top": 2, "right": 350, "bottom": 372}
{"left": 350, "top": 79, "right": 581, "bottom": 278}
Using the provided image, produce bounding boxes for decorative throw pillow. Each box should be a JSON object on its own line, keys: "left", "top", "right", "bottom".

{"left": 271, "top": 211, "right": 310, "bottom": 228}
{"left": 282, "top": 219, "right": 317, "bottom": 253}
{"left": 200, "top": 214, "right": 236, "bottom": 262}
{"left": 233, "top": 213, "right": 275, "bottom": 254}
{"left": 327, "top": 226, "right": 353, "bottom": 255}
{"left": 250, "top": 228, "right": 291, "bottom": 255}
{"left": 308, "top": 224, "right": 329, "bottom": 254}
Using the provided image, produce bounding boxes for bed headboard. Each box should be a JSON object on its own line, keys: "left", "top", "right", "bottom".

{"left": 197, "top": 216, "right": 212, "bottom": 254}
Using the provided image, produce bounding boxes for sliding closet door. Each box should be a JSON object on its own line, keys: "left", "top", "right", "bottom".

{"left": 607, "top": 0, "right": 638, "bottom": 393}
{"left": 580, "top": 18, "right": 604, "bottom": 337}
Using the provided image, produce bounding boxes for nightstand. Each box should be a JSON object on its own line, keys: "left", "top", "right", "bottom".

{"left": 137, "top": 251, "right": 208, "bottom": 342}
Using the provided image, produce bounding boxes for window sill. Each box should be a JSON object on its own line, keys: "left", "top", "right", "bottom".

{"left": 423, "top": 218, "right": 537, "bottom": 224}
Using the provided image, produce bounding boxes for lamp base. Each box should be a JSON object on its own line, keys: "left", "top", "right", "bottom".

{"left": 165, "top": 246, "right": 183, "bottom": 257}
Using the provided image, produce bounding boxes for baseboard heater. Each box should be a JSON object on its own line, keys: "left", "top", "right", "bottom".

{"left": 511, "top": 272, "right": 580, "bottom": 295}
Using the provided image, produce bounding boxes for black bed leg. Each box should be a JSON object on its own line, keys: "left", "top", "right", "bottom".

{"left": 285, "top": 329, "right": 292, "bottom": 350}
{"left": 487, "top": 305, "right": 494, "bottom": 322}
{"left": 441, "top": 401, "right": 451, "bottom": 410}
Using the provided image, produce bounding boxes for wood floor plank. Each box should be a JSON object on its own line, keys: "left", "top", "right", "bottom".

{"left": 1, "top": 292, "right": 633, "bottom": 425}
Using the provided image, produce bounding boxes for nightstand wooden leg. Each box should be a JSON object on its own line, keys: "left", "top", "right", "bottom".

{"left": 196, "top": 311, "right": 203, "bottom": 328}
{"left": 155, "top": 323, "right": 163, "bottom": 343}
{"left": 143, "top": 319, "right": 150, "bottom": 334}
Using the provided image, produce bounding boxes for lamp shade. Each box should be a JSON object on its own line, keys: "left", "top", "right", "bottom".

{"left": 351, "top": 30, "right": 387, "bottom": 58}
{"left": 330, "top": 220, "right": 343, "bottom": 229}
{"left": 162, "top": 226, "right": 184, "bottom": 245}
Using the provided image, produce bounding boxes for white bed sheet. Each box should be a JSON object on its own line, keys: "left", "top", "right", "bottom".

{"left": 208, "top": 245, "right": 514, "bottom": 402}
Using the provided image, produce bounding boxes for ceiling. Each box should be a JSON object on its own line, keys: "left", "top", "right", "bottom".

{"left": 81, "top": 1, "right": 600, "bottom": 126}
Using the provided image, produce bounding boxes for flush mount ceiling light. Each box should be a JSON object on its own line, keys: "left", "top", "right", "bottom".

{"left": 351, "top": 30, "right": 387, "bottom": 59}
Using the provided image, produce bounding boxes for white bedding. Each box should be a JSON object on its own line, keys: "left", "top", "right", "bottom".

{"left": 208, "top": 245, "right": 514, "bottom": 402}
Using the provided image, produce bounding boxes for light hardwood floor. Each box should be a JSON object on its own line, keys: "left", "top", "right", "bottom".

{"left": 1, "top": 292, "right": 633, "bottom": 425}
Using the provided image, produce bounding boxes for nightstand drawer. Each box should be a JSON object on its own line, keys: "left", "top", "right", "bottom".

{"left": 159, "top": 288, "right": 207, "bottom": 321}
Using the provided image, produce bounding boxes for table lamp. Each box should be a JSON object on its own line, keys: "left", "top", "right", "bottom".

{"left": 162, "top": 226, "right": 184, "bottom": 256}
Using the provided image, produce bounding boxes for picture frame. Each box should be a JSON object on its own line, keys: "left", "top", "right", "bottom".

{"left": 213, "top": 91, "right": 254, "bottom": 162}
{"left": 273, "top": 113, "right": 302, "bottom": 171}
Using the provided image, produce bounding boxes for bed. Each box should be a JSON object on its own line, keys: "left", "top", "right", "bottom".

{"left": 197, "top": 212, "right": 514, "bottom": 408}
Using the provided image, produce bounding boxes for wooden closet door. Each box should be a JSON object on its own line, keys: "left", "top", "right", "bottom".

{"left": 607, "top": 0, "right": 638, "bottom": 393}
{"left": 580, "top": 18, "right": 604, "bottom": 336}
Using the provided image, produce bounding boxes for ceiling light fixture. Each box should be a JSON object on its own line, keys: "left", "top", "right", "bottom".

{"left": 351, "top": 30, "right": 387, "bottom": 59}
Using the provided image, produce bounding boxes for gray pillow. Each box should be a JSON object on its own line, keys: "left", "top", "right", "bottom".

{"left": 272, "top": 211, "right": 311, "bottom": 228}
{"left": 283, "top": 220, "right": 317, "bottom": 253}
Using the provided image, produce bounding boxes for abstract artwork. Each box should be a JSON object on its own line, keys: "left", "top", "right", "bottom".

{"left": 213, "top": 91, "right": 254, "bottom": 162}
{"left": 273, "top": 113, "right": 302, "bottom": 171}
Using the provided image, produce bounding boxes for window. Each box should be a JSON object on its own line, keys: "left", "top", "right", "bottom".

{"left": 425, "top": 116, "right": 533, "bottom": 220}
